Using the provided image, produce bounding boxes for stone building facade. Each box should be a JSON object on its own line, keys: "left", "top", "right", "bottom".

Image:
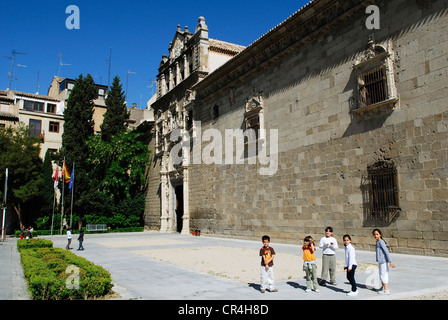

{"left": 146, "top": 17, "right": 246, "bottom": 234}
{"left": 145, "top": 0, "right": 448, "bottom": 256}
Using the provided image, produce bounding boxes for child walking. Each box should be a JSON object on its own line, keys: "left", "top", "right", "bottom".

{"left": 318, "top": 226, "right": 338, "bottom": 286}
{"left": 343, "top": 235, "right": 358, "bottom": 296}
{"left": 259, "top": 235, "right": 278, "bottom": 293}
{"left": 66, "top": 227, "right": 73, "bottom": 250}
{"left": 77, "top": 229, "right": 85, "bottom": 251}
{"left": 302, "top": 236, "right": 319, "bottom": 293}
{"left": 372, "top": 229, "right": 395, "bottom": 295}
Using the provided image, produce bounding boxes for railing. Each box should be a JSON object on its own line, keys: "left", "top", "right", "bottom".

{"left": 86, "top": 224, "right": 107, "bottom": 232}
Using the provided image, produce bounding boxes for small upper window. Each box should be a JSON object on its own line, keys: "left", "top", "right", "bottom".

{"left": 47, "top": 103, "right": 57, "bottom": 114}
{"left": 49, "top": 121, "right": 60, "bottom": 133}
{"left": 24, "top": 100, "right": 44, "bottom": 112}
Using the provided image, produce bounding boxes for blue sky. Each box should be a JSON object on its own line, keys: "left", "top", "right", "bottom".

{"left": 0, "top": 0, "right": 308, "bottom": 109}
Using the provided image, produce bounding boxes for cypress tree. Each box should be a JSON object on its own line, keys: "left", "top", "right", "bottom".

{"left": 101, "top": 76, "right": 130, "bottom": 142}
{"left": 61, "top": 74, "right": 96, "bottom": 225}
{"left": 62, "top": 74, "right": 96, "bottom": 164}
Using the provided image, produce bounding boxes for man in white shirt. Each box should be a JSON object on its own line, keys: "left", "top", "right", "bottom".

{"left": 66, "top": 228, "right": 73, "bottom": 250}
{"left": 318, "top": 226, "right": 338, "bottom": 286}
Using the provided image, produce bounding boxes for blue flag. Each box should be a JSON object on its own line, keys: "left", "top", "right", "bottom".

{"left": 68, "top": 166, "right": 75, "bottom": 191}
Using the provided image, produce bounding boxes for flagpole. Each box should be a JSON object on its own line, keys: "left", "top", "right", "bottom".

{"left": 51, "top": 163, "right": 57, "bottom": 236}
{"left": 61, "top": 159, "right": 65, "bottom": 235}
{"left": 69, "top": 162, "right": 75, "bottom": 228}
{"left": 51, "top": 188, "right": 56, "bottom": 236}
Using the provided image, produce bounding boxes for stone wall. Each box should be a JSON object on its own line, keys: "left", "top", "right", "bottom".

{"left": 144, "top": 136, "right": 162, "bottom": 231}
{"left": 186, "top": 0, "right": 448, "bottom": 256}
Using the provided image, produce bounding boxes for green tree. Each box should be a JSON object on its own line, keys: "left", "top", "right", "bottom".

{"left": 38, "top": 149, "right": 56, "bottom": 228}
{"left": 0, "top": 124, "right": 44, "bottom": 228}
{"left": 60, "top": 74, "right": 97, "bottom": 223}
{"left": 86, "top": 131, "right": 150, "bottom": 228}
{"left": 88, "top": 131, "right": 150, "bottom": 201}
{"left": 62, "top": 74, "right": 96, "bottom": 164}
{"left": 101, "top": 76, "right": 130, "bottom": 142}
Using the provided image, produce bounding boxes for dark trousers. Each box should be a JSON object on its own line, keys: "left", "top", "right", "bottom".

{"left": 346, "top": 265, "right": 357, "bottom": 292}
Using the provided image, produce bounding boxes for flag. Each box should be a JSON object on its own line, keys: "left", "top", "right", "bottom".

{"left": 53, "top": 165, "right": 59, "bottom": 190}
{"left": 68, "top": 165, "right": 75, "bottom": 191}
{"left": 63, "top": 161, "right": 71, "bottom": 183}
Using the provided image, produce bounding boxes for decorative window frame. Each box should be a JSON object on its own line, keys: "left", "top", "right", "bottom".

{"left": 244, "top": 92, "right": 266, "bottom": 144}
{"left": 353, "top": 38, "right": 399, "bottom": 115}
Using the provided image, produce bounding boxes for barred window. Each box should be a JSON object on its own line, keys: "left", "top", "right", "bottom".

{"left": 353, "top": 40, "right": 398, "bottom": 115}
{"left": 360, "top": 66, "right": 387, "bottom": 108}
{"left": 245, "top": 114, "right": 260, "bottom": 142}
{"left": 367, "top": 161, "right": 401, "bottom": 222}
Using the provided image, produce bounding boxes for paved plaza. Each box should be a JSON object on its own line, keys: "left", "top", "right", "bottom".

{"left": 1, "top": 231, "right": 448, "bottom": 301}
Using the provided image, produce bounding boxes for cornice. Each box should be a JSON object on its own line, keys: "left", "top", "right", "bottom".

{"left": 151, "top": 71, "right": 208, "bottom": 112}
{"left": 194, "top": 0, "right": 379, "bottom": 102}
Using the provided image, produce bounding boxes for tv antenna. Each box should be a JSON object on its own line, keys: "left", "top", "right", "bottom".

{"left": 105, "top": 48, "right": 112, "bottom": 88}
{"left": 125, "top": 69, "right": 136, "bottom": 101}
{"left": 58, "top": 54, "right": 71, "bottom": 77}
{"left": 36, "top": 70, "right": 41, "bottom": 94}
{"left": 14, "top": 64, "right": 28, "bottom": 90}
{"left": 3, "top": 49, "right": 28, "bottom": 90}
{"left": 148, "top": 80, "right": 157, "bottom": 97}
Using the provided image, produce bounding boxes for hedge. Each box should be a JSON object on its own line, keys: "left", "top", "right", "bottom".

{"left": 17, "top": 239, "right": 53, "bottom": 250}
{"left": 18, "top": 240, "right": 113, "bottom": 300}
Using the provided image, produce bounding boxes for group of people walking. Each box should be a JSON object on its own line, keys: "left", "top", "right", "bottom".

{"left": 19, "top": 226, "right": 34, "bottom": 239}
{"left": 260, "top": 227, "right": 395, "bottom": 296}
{"left": 65, "top": 227, "right": 84, "bottom": 251}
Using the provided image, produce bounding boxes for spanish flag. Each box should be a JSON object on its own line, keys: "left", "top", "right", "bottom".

{"left": 63, "top": 161, "right": 71, "bottom": 184}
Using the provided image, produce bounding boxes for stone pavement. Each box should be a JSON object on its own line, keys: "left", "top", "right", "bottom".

{"left": 0, "top": 237, "right": 29, "bottom": 300}
{"left": 1, "top": 231, "right": 448, "bottom": 301}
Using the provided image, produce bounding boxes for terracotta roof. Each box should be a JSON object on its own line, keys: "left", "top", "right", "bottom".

{"left": 11, "top": 90, "right": 61, "bottom": 102}
{"left": 209, "top": 39, "right": 246, "bottom": 55}
{"left": 0, "top": 111, "right": 18, "bottom": 120}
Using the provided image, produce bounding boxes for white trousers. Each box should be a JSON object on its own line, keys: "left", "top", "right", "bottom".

{"left": 260, "top": 266, "right": 275, "bottom": 290}
{"left": 378, "top": 262, "right": 389, "bottom": 284}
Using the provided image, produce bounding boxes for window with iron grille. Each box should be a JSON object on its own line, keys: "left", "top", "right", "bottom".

{"left": 353, "top": 41, "right": 398, "bottom": 115}
{"left": 245, "top": 114, "right": 260, "bottom": 142}
{"left": 360, "top": 66, "right": 388, "bottom": 108}
{"left": 367, "top": 161, "right": 401, "bottom": 221}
